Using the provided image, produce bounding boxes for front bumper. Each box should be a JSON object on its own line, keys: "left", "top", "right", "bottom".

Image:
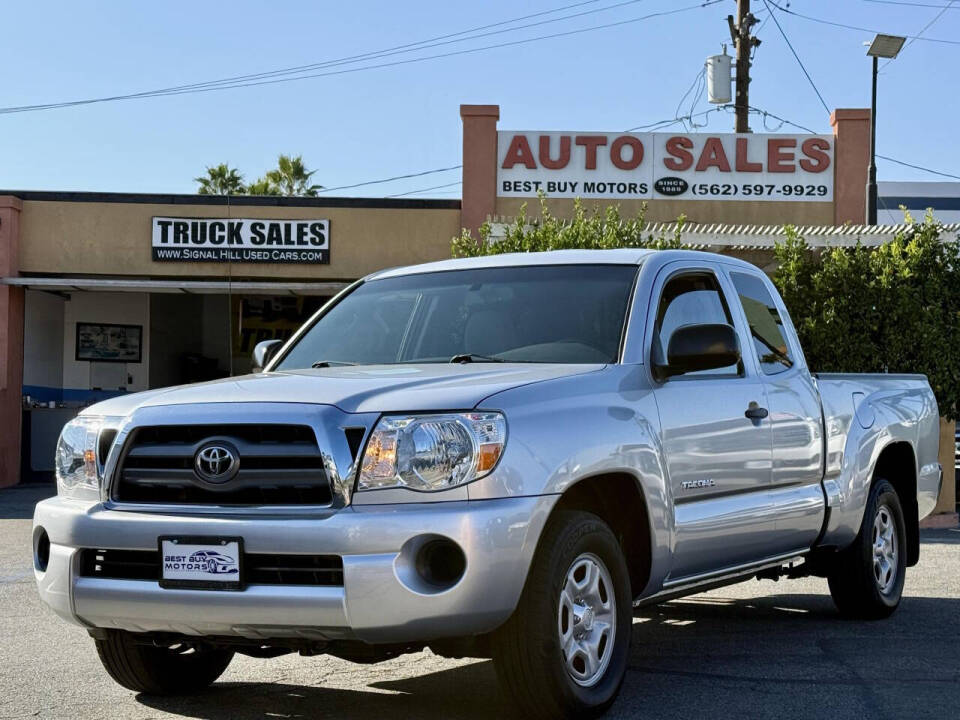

{"left": 33, "top": 494, "right": 557, "bottom": 644}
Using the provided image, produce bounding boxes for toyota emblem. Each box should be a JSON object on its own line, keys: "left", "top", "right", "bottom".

{"left": 194, "top": 443, "right": 238, "bottom": 483}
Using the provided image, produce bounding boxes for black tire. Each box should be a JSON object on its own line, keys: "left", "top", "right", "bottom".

{"left": 492, "top": 510, "right": 632, "bottom": 719}
{"left": 95, "top": 630, "right": 234, "bottom": 695}
{"left": 828, "top": 478, "right": 907, "bottom": 620}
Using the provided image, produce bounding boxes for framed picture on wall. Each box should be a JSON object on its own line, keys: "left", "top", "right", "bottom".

{"left": 75, "top": 323, "right": 142, "bottom": 363}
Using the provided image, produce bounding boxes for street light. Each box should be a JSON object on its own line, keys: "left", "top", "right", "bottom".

{"left": 865, "top": 34, "right": 906, "bottom": 225}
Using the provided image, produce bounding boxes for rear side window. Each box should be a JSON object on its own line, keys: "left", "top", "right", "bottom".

{"left": 730, "top": 272, "right": 794, "bottom": 375}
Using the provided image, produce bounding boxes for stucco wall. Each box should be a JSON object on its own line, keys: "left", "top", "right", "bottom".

{"left": 19, "top": 200, "right": 462, "bottom": 280}
{"left": 62, "top": 291, "right": 150, "bottom": 393}
{"left": 23, "top": 290, "right": 64, "bottom": 390}
{"left": 494, "top": 197, "right": 834, "bottom": 226}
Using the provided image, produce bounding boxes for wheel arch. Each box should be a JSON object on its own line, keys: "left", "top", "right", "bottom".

{"left": 546, "top": 472, "right": 653, "bottom": 598}
{"left": 872, "top": 440, "right": 920, "bottom": 566}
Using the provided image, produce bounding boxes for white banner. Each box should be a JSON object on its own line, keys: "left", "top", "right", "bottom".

{"left": 151, "top": 217, "right": 329, "bottom": 264}
{"left": 497, "top": 131, "right": 834, "bottom": 202}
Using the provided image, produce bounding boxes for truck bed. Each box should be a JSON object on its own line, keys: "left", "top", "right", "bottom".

{"left": 814, "top": 372, "right": 941, "bottom": 547}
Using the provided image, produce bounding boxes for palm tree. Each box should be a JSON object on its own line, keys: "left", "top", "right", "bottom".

{"left": 245, "top": 177, "right": 281, "bottom": 196}
{"left": 194, "top": 164, "right": 245, "bottom": 195}
{"left": 264, "top": 154, "right": 323, "bottom": 196}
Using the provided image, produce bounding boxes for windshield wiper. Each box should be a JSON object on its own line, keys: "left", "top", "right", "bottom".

{"left": 311, "top": 360, "right": 358, "bottom": 368}
{"left": 450, "top": 353, "right": 505, "bottom": 364}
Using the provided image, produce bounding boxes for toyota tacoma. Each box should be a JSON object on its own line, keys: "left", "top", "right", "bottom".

{"left": 33, "top": 249, "right": 942, "bottom": 718}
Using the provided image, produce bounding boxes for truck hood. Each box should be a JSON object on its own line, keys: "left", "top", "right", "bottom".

{"left": 83, "top": 363, "right": 605, "bottom": 417}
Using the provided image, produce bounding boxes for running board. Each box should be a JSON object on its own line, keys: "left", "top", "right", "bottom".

{"left": 633, "top": 551, "right": 808, "bottom": 608}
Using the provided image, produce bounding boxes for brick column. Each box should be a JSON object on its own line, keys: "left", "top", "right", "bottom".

{"left": 0, "top": 196, "right": 23, "bottom": 488}
{"left": 460, "top": 104, "right": 500, "bottom": 240}
{"left": 830, "top": 108, "right": 871, "bottom": 225}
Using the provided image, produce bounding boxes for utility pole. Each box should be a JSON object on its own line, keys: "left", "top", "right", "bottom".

{"left": 727, "top": 0, "right": 760, "bottom": 133}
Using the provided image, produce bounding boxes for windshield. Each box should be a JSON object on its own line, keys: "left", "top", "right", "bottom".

{"left": 275, "top": 264, "right": 638, "bottom": 368}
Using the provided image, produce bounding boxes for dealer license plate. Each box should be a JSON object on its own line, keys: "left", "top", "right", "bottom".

{"left": 159, "top": 536, "right": 243, "bottom": 590}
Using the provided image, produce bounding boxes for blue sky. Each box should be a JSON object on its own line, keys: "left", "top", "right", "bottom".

{"left": 1, "top": 0, "right": 957, "bottom": 197}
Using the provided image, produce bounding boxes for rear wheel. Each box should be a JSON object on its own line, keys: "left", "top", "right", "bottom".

{"left": 828, "top": 478, "right": 907, "bottom": 619}
{"left": 95, "top": 630, "right": 234, "bottom": 694}
{"left": 492, "top": 511, "right": 632, "bottom": 719}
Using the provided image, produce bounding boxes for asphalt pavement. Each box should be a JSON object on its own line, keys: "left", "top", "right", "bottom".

{"left": 2, "top": 484, "right": 958, "bottom": 720}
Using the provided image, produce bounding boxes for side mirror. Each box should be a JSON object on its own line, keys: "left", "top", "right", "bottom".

{"left": 658, "top": 323, "right": 740, "bottom": 379}
{"left": 252, "top": 339, "right": 283, "bottom": 372}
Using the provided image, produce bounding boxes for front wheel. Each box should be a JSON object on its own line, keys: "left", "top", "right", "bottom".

{"left": 95, "top": 630, "right": 234, "bottom": 694}
{"left": 828, "top": 478, "right": 907, "bottom": 619}
{"left": 492, "top": 510, "right": 632, "bottom": 719}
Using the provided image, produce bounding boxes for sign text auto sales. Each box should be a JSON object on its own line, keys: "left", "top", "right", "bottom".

{"left": 151, "top": 217, "right": 330, "bottom": 264}
{"left": 497, "top": 131, "right": 834, "bottom": 201}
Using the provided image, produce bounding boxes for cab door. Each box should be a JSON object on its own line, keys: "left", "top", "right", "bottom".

{"left": 647, "top": 263, "right": 775, "bottom": 581}
{"left": 724, "top": 268, "right": 825, "bottom": 555}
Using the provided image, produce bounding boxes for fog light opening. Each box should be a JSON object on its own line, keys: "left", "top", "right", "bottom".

{"left": 35, "top": 528, "right": 50, "bottom": 572}
{"left": 415, "top": 538, "right": 467, "bottom": 589}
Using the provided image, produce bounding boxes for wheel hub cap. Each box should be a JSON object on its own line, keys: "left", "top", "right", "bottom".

{"left": 872, "top": 504, "right": 898, "bottom": 594}
{"left": 557, "top": 553, "right": 616, "bottom": 687}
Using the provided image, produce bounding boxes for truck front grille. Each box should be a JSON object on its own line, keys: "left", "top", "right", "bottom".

{"left": 113, "top": 424, "right": 332, "bottom": 506}
{"left": 79, "top": 549, "right": 344, "bottom": 587}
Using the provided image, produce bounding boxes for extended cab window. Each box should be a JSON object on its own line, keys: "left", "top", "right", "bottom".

{"left": 730, "top": 271, "right": 794, "bottom": 375}
{"left": 653, "top": 272, "right": 740, "bottom": 377}
{"left": 276, "top": 264, "right": 638, "bottom": 367}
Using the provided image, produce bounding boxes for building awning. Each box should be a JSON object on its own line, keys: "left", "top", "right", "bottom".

{"left": 1, "top": 277, "right": 350, "bottom": 295}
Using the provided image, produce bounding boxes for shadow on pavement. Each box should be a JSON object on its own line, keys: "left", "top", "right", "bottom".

{"left": 920, "top": 528, "right": 960, "bottom": 545}
{"left": 136, "top": 593, "right": 960, "bottom": 720}
{"left": 0, "top": 485, "right": 53, "bottom": 519}
{"left": 136, "top": 660, "right": 518, "bottom": 720}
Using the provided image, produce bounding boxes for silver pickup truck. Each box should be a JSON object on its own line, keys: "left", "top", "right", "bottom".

{"left": 33, "top": 249, "right": 941, "bottom": 718}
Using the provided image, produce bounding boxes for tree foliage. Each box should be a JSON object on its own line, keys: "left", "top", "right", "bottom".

{"left": 193, "top": 155, "right": 321, "bottom": 196}
{"left": 773, "top": 213, "right": 960, "bottom": 419}
{"left": 194, "top": 163, "right": 245, "bottom": 195}
{"left": 244, "top": 177, "right": 281, "bottom": 196}
{"left": 452, "top": 195, "right": 685, "bottom": 257}
{"left": 262, "top": 154, "right": 323, "bottom": 197}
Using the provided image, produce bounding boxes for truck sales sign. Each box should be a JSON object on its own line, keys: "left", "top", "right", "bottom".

{"left": 151, "top": 217, "right": 330, "bottom": 264}
{"left": 497, "top": 132, "right": 834, "bottom": 202}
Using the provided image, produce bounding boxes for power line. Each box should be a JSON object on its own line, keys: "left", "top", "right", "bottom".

{"left": 169, "top": 1, "right": 609, "bottom": 92}
{"left": 0, "top": 0, "right": 724, "bottom": 115}
{"left": 881, "top": 0, "right": 956, "bottom": 69}
{"left": 673, "top": 68, "right": 706, "bottom": 130}
{"left": 875, "top": 155, "right": 960, "bottom": 180}
{"left": 0, "top": 0, "right": 608, "bottom": 112}
{"left": 316, "top": 165, "right": 463, "bottom": 194}
{"left": 863, "top": 0, "right": 958, "bottom": 8}
{"left": 765, "top": 1, "right": 960, "bottom": 44}
{"left": 630, "top": 101, "right": 960, "bottom": 181}
{"left": 624, "top": 104, "right": 735, "bottom": 132}
{"left": 761, "top": 0, "right": 831, "bottom": 114}
{"left": 746, "top": 105, "right": 960, "bottom": 180}
{"left": 387, "top": 181, "right": 463, "bottom": 198}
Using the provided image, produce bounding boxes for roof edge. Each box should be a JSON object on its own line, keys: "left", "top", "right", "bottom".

{"left": 0, "top": 189, "right": 461, "bottom": 210}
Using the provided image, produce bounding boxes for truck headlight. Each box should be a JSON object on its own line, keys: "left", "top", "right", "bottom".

{"left": 358, "top": 412, "right": 506, "bottom": 492}
{"left": 55, "top": 416, "right": 118, "bottom": 501}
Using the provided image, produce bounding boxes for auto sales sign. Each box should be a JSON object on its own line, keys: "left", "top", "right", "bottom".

{"left": 497, "top": 131, "right": 834, "bottom": 202}
{"left": 151, "top": 217, "right": 330, "bottom": 264}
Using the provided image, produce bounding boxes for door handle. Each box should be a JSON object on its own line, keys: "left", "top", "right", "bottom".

{"left": 745, "top": 404, "right": 769, "bottom": 420}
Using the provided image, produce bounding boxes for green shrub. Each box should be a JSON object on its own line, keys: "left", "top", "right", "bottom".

{"left": 774, "top": 213, "right": 960, "bottom": 419}
{"left": 451, "top": 195, "right": 684, "bottom": 257}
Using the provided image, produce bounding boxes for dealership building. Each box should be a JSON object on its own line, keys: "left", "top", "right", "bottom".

{"left": 0, "top": 103, "right": 956, "bottom": 518}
